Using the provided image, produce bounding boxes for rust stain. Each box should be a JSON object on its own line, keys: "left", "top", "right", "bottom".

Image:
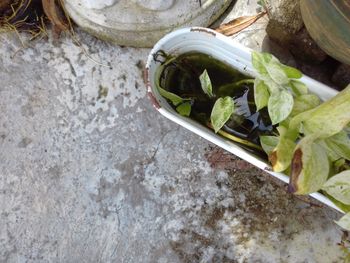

{"left": 147, "top": 91, "right": 161, "bottom": 109}
{"left": 143, "top": 66, "right": 149, "bottom": 86}
{"left": 289, "top": 148, "right": 303, "bottom": 193}
{"left": 144, "top": 67, "right": 161, "bottom": 109}
{"left": 190, "top": 27, "right": 216, "bottom": 36}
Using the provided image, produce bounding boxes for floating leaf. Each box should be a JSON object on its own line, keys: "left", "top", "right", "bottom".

{"left": 199, "top": 69, "right": 214, "bottom": 98}
{"left": 289, "top": 136, "right": 329, "bottom": 194}
{"left": 158, "top": 87, "right": 184, "bottom": 106}
{"left": 215, "top": 12, "right": 266, "bottom": 36}
{"left": 291, "top": 94, "right": 320, "bottom": 117}
{"left": 260, "top": 135, "right": 279, "bottom": 155}
{"left": 254, "top": 78, "right": 270, "bottom": 111}
{"left": 210, "top": 96, "right": 235, "bottom": 133}
{"left": 268, "top": 90, "right": 294, "bottom": 125}
{"left": 323, "top": 170, "right": 350, "bottom": 205}
{"left": 176, "top": 102, "right": 191, "bottom": 117}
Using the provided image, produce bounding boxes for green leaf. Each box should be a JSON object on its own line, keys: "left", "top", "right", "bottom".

{"left": 264, "top": 79, "right": 281, "bottom": 94}
{"left": 335, "top": 212, "right": 350, "bottom": 231}
{"left": 254, "top": 78, "right": 270, "bottom": 111}
{"left": 300, "top": 84, "right": 350, "bottom": 138}
{"left": 334, "top": 158, "right": 346, "bottom": 172}
{"left": 317, "top": 140, "right": 342, "bottom": 162}
{"left": 323, "top": 170, "right": 350, "bottom": 205}
{"left": 260, "top": 135, "right": 279, "bottom": 155}
{"left": 289, "top": 136, "right": 329, "bottom": 194}
{"left": 199, "top": 69, "right": 214, "bottom": 98}
{"left": 176, "top": 102, "right": 191, "bottom": 117}
{"left": 265, "top": 61, "right": 289, "bottom": 85}
{"left": 251, "top": 51, "right": 272, "bottom": 77}
{"left": 158, "top": 87, "right": 184, "bottom": 106}
{"left": 324, "top": 131, "right": 350, "bottom": 160}
{"left": 290, "top": 94, "right": 320, "bottom": 117}
{"left": 268, "top": 90, "right": 294, "bottom": 125}
{"left": 281, "top": 65, "right": 302, "bottom": 79}
{"left": 270, "top": 135, "right": 296, "bottom": 172}
{"left": 211, "top": 96, "right": 235, "bottom": 133}
{"left": 290, "top": 80, "right": 308, "bottom": 95}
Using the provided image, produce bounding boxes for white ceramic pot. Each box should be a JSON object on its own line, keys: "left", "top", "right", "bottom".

{"left": 145, "top": 27, "right": 342, "bottom": 213}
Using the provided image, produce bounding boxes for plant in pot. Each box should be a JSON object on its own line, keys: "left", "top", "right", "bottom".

{"left": 146, "top": 27, "right": 350, "bottom": 230}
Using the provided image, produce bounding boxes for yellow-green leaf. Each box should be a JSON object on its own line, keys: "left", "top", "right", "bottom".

{"left": 158, "top": 87, "right": 184, "bottom": 106}
{"left": 335, "top": 212, "right": 350, "bottom": 231}
{"left": 323, "top": 170, "right": 350, "bottom": 205}
{"left": 210, "top": 96, "right": 235, "bottom": 133}
{"left": 289, "top": 136, "right": 329, "bottom": 194}
{"left": 199, "top": 69, "right": 214, "bottom": 98}
{"left": 254, "top": 78, "right": 270, "bottom": 111}
{"left": 176, "top": 102, "right": 191, "bottom": 117}
{"left": 268, "top": 90, "right": 294, "bottom": 125}
{"left": 290, "top": 94, "right": 320, "bottom": 117}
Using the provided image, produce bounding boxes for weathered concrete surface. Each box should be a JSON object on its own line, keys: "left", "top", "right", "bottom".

{"left": 0, "top": 3, "right": 347, "bottom": 263}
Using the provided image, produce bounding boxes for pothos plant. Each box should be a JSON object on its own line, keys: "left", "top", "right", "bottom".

{"left": 158, "top": 50, "right": 350, "bottom": 230}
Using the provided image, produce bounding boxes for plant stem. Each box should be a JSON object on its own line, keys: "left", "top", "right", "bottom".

{"left": 207, "top": 123, "right": 263, "bottom": 151}
{"left": 234, "top": 79, "right": 255, "bottom": 86}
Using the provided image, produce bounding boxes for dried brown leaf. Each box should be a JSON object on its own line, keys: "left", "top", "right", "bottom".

{"left": 42, "top": 0, "right": 68, "bottom": 35}
{"left": 215, "top": 12, "right": 266, "bottom": 36}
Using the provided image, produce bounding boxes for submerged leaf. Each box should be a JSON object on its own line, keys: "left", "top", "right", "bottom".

{"left": 199, "top": 69, "right": 214, "bottom": 98}
{"left": 254, "top": 78, "right": 270, "bottom": 111}
{"left": 215, "top": 12, "right": 266, "bottom": 36}
{"left": 158, "top": 87, "right": 184, "bottom": 106}
{"left": 268, "top": 90, "right": 294, "bottom": 125}
{"left": 289, "top": 136, "right": 329, "bottom": 194}
{"left": 335, "top": 212, "right": 350, "bottom": 231}
{"left": 323, "top": 170, "right": 350, "bottom": 205}
{"left": 251, "top": 51, "right": 272, "bottom": 78}
{"left": 211, "top": 96, "right": 235, "bottom": 133}
{"left": 176, "top": 102, "right": 191, "bottom": 117}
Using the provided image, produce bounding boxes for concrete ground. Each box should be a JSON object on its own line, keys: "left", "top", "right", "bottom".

{"left": 0, "top": 1, "right": 347, "bottom": 262}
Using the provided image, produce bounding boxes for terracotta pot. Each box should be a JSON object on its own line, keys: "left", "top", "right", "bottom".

{"left": 300, "top": 0, "right": 350, "bottom": 65}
